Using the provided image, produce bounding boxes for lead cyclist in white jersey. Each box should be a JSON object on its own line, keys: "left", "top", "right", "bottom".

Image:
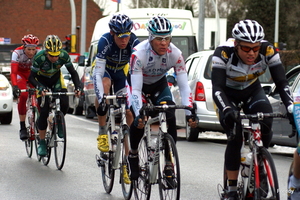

{"left": 126, "top": 16, "right": 197, "bottom": 180}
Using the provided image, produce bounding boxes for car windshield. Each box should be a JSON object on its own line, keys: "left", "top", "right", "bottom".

{"left": 61, "top": 66, "right": 69, "bottom": 75}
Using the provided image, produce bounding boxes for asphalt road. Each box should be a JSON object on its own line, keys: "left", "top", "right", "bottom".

{"left": 0, "top": 102, "right": 294, "bottom": 199}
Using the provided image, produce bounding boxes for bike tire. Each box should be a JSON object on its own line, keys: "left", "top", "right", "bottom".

{"left": 133, "top": 136, "right": 151, "bottom": 200}
{"left": 121, "top": 126, "right": 133, "bottom": 200}
{"left": 100, "top": 126, "right": 115, "bottom": 193}
{"left": 24, "top": 135, "right": 33, "bottom": 158}
{"left": 41, "top": 129, "right": 52, "bottom": 166}
{"left": 158, "top": 133, "right": 180, "bottom": 200}
{"left": 253, "top": 147, "right": 280, "bottom": 200}
{"left": 32, "top": 107, "right": 41, "bottom": 161}
{"left": 25, "top": 108, "right": 35, "bottom": 157}
{"left": 53, "top": 111, "right": 67, "bottom": 170}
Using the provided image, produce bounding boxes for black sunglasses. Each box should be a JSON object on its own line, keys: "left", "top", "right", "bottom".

{"left": 238, "top": 44, "right": 261, "bottom": 53}
{"left": 49, "top": 54, "right": 59, "bottom": 58}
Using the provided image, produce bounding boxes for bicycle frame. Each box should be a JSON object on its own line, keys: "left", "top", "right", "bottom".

{"left": 141, "top": 103, "right": 195, "bottom": 184}
{"left": 235, "top": 112, "right": 283, "bottom": 199}
{"left": 104, "top": 94, "right": 127, "bottom": 170}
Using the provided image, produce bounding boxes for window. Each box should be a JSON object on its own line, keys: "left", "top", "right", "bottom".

{"left": 45, "top": 0, "right": 52, "bottom": 10}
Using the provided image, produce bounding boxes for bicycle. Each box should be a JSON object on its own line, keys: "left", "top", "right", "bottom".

{"left": 20, "top": 88, "right": 40, "bottom": 159}
{"left": 219, "top": 111, "right": 284, "bottom": 200}
{"left": 37, "top": 90, "right": 76, "bottom": 170}
{"left": 95, "top": 89, "right": 133, "bottom": 200}
{"left": 133, "top": 97, "right": 196, "bottom": 200}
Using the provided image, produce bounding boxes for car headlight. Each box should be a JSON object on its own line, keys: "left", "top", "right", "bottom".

{"left": 0, "top": 79, "right": 9, "bottom": 90}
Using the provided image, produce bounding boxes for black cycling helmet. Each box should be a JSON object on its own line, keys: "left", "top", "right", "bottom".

{"left": 232, "top": 19, "right": 265, "bottom": 43}
{"left": 147, "top": 16, "right": 173, "bottom": 36}
{"left": 109, "top": 14, "right": 133, "bottom": 38}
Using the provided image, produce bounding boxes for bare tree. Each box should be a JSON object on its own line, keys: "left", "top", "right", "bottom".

{"left": 129, "top": 0, "right": 198, "bottom": 16}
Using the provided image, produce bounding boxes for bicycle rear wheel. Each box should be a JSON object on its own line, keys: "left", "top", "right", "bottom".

{"left": 121, "top": 126, "right": 133, "bottom": 200}
{"left": 100, "top": 126, "right": 115, "bottom": 193}
{"left": 53, "top": 111, "right": 67, "bottom": 170}
{"left": 254, "top": 147, "right": 280, "bottom": 199}
{"left": 133, "top": 136, "right": 151, "bottom": 200}
{"left": 158, "top": 133, "right": 180, "bottom": 200}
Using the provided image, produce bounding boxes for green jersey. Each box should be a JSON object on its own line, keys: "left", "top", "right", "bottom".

{"left": 32, "top": 49, "right": 73, "bottom": 78}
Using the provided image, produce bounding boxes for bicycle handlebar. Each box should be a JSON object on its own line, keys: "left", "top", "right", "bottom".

{"left": 40, "top": 91, "right": 76, "bottom": 108}
{"left": 228, "top": 112, "right": 286, "bottom": 141}
{"left": 103, "top": 93, "right": 127, "bottom": 100}
{"left": 238, "top": 112, "right": 285, "bottom": 121}
{"left": 139, "top": 103, "right": 196, "bottom": 116}
{"left": 44, "top": 91, "right": 76, "bottom": 96}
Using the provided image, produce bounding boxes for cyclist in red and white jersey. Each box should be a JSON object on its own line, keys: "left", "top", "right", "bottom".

{"left": 10, "top": 34, "right": 41, "bottom": 140}
{"left": 127, "top": 16, "right": 197, "bottom": 180}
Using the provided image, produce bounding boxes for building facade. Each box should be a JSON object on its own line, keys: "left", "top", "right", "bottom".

{"left": 0, "top": 0, "right": 103, "bottom": 53}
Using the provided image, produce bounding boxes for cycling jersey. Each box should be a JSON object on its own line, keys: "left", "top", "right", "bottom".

{"left": 28, "top": 49, "right": 81, "bottom": 130}
{"left": 93, "top": 32, "right": 140, "bottom": 103}
{"left": 212, "top": 39, "right": 292, "bottom": 113}
{"left": 11, "top": 46, "right": 41, "bottom": 115}
{"left": 129, "top": 40, "right": 193, "bottom": 117}
{"left": 212, "top": 39, "right": 293, "bottom": 171}
{"left": 11, "top": 46, "right": 41, "bottom": 86}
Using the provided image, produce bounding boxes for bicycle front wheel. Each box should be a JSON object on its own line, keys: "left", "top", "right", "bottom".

{"left": 41, "top": 130, "right": 52, "bottom": 166}
{"left": 25, "top": 109, "right": 35, "bottom": 157}
{"left": 100, "top": 126, "right": 115, "bottom": 193}
{"left": 24, "top": 128, "right": 33, "bottom": 158}
{"left": 53, "top": 111, "right": 67, "bottom": 170}
{"left": 158, "top": 133, "right": 180, "bottom": 200}
{"left": 133, "top": 136, "right": 151, "bottom": 200}
{"left": 121, "top": 126, "right": 133, "bottom": 200}
{"left": 254, "top": 147, "right": 280, "bottom": 199}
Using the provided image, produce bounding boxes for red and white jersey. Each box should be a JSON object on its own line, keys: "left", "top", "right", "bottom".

{"left": 129, "top": 40, "right": 192, "bottom": 116}
{"left": 10, "top": 46, "right": 41, "bottom": 86}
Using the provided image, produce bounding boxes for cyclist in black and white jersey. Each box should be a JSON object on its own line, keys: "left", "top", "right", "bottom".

{"left": 211, "top": 19, "right": 294, "bottom": 200}
{"left": 127, "top": 16, "right": 197, "bottom": 181}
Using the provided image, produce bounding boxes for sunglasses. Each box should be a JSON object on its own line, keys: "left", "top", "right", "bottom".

{"left": 154, "top": 36, "right": 172, "bottom": 42}
{"left": 238, "top": 44, "right": 261, "bottom": 53}
{"left": 49, "top": 54, "right": 59, "bottom": 58}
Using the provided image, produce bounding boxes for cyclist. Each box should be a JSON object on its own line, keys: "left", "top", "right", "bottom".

{"left": 211, "top": 19, "right": 294, "bottom": 200}
{"left": 288, "top": 149, "right": 300, "bottom": 199}
{"left": 127, "top": 16, "right": 197, "bottom": 182}
{"left": 28, "top": 35, "right": 82, "bottom": 156}
{"left": 93, "top": 13, "right": 140, "bottom": 154}
{"left": 11, "top": 34, "right": 41, "bottom": 141}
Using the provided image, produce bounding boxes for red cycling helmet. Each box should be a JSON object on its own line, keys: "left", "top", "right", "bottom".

{"left": 21, "top": 34, "right": 39, "bottom": 46}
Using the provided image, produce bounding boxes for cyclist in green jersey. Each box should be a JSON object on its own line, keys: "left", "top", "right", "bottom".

{"left": 28, "top": 35, "right": 82, "bottom": 156}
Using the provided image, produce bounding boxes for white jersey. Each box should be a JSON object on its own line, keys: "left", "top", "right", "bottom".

{"left": 129, "top": 40, "right": 192, "bottom": 116}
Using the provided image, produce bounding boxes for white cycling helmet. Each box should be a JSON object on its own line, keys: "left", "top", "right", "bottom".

{"left": 232, "top": 19, "right": 265, "bottom": 43}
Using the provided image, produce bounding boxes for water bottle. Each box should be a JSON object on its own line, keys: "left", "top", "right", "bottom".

{"left": 241, "top": 148, "right": 251, "bottom": 177}
{"left": 111, "top": 130, "right": 118, "bottom": 152}
{"left": 48, "top": 112, "right": 54, "bottom": 129}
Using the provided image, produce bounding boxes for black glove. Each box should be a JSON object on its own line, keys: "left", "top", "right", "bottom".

{"left": 223, "top": 108, "right": 238, "bottom": 129}
{"left": 12, "top": 85, "right": 20, "bottom": 98}
{"left": 37, "top": 85, "right": 47, "bottom": 95}
{"left": 97, "top": 100, "right": 108, "bottom": 116}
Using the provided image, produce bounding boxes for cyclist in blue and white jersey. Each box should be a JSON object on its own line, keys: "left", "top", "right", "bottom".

{"left": 93, "top": 14, "right": 140, "bottom": 154}
{"left": 127, "top": 16, "right": 197, "bottom": 182}
{"left": 211, "top": 20, "right": 294, "bottom": 200}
